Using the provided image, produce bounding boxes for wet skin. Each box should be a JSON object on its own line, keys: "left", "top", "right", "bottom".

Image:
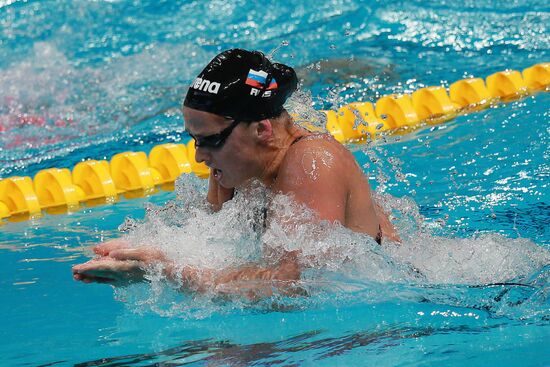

{"left": 72, "top": 108, "right": 398, "bottom": 295}
{"left": 184, "top": 107, "right": 392, "bottom": 239}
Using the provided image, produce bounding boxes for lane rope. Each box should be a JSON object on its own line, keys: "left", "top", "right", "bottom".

{"left": 1, "top": 63, "right": 548, "bottom": 221}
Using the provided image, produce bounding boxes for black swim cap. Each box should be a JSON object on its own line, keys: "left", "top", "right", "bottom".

{"left": 183, "top": 49, "right": 298, "bottom": 121}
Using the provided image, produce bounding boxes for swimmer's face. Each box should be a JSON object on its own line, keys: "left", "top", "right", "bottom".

{"left": 183, "top": 107, "right": 262, "bottom": 188}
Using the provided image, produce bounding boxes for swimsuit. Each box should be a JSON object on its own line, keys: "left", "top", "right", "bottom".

{"left": 375, "top": 226, "right": 382, "bottom": 245}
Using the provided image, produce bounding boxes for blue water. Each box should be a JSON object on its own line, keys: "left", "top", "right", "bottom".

{"left": 1, "top": 0, "right": 549, "bottom": 366}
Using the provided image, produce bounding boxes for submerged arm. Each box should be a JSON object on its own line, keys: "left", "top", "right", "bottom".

{"left": 174, "top": 250, "right": 302, "bottom": 299}
{"left": 72, "top": 243, "right": 302, "bottom": 299}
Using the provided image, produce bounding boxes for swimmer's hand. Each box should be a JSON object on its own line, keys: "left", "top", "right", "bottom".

{"left": 91, "top": 239, "right": 131, "bottom": 256}
{"left": 72, "top": 246, "right": 169, "bottom": 286}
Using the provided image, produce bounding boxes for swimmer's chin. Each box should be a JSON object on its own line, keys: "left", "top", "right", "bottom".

{"left": 213, "top": 168, "right": 227, "bottom": 186}
{"left": 213, "top": 169, "right": 238, "bottom": 189}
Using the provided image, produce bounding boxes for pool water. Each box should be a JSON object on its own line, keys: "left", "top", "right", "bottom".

{"left": 1, "top": 0, "right": 549, "bottom": 366}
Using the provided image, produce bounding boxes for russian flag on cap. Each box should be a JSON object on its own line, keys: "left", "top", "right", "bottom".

{"left": 246, "top": 69, "right": 278, "bottom": 90}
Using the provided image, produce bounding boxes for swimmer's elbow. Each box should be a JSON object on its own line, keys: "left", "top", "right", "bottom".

{"left": 375, "top": 203, "right": 401, "bottom": 243}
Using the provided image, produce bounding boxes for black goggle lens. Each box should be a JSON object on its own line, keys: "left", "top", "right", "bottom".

{"left": 190, "top": 119, "right": 241, "bottom": 149}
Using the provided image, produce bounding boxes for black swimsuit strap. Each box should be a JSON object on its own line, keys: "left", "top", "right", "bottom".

{"left": 375, "top": 225, "right": 382, "bottom": 245}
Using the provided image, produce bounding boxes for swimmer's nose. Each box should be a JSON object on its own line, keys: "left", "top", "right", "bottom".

{"left": 194, "top": 145, "right": 209, "bottom": 164}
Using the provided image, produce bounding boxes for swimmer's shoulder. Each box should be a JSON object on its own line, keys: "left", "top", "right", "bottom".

{"left": 286, "top": 132, "right": 357, "bottom": 169}
{"left": 287, "top": 132, "right": 342, "bottom": 152}
{"left": 279, "top": 132, "right": 354, "bottom": 179}
{"left": 274, "top": 131, "right": 352, "bottom": 223}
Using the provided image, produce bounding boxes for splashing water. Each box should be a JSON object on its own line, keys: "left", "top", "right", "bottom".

{"left": 113, "top": 170, "right": 549, "bottom": 319}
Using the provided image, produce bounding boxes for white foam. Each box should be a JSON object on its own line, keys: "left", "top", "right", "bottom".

{"left": 384, "top": 232, "right": 550, "bottom": 285}
{"left": 113, "top": 173, "right": 549, "bottom": 318}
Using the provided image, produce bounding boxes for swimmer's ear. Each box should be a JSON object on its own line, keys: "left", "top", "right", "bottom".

{"left": 255, "top": 119, "right": 273, "bottom": 143}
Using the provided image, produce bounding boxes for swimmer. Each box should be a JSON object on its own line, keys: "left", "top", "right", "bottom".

{"left": 72, "top": 49, "right": 399, "bottom": 297}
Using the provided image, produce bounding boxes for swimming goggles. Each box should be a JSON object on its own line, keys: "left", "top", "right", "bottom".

{"left": 190, "top": 119, "right": 241, "bottom": 149}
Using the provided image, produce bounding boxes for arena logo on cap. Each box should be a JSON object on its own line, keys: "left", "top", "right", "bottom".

{"left": 245, "top": 69, "right": 278, "bottom": 90}
{"left": 191, "top": 77, "right": 221, "bottom": 94}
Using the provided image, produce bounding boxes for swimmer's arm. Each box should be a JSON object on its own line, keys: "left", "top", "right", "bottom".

{"left": 207, "top": 172, "right": 234, "bottom": 211}
{"left": 161, "top": 251, "right": 302, "bottom": 300}
{"left": 374, "top": 202, "right": 401, "bottom": 243}
{"left": 73, "top": 243, "right": 301, "bottom": 298}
